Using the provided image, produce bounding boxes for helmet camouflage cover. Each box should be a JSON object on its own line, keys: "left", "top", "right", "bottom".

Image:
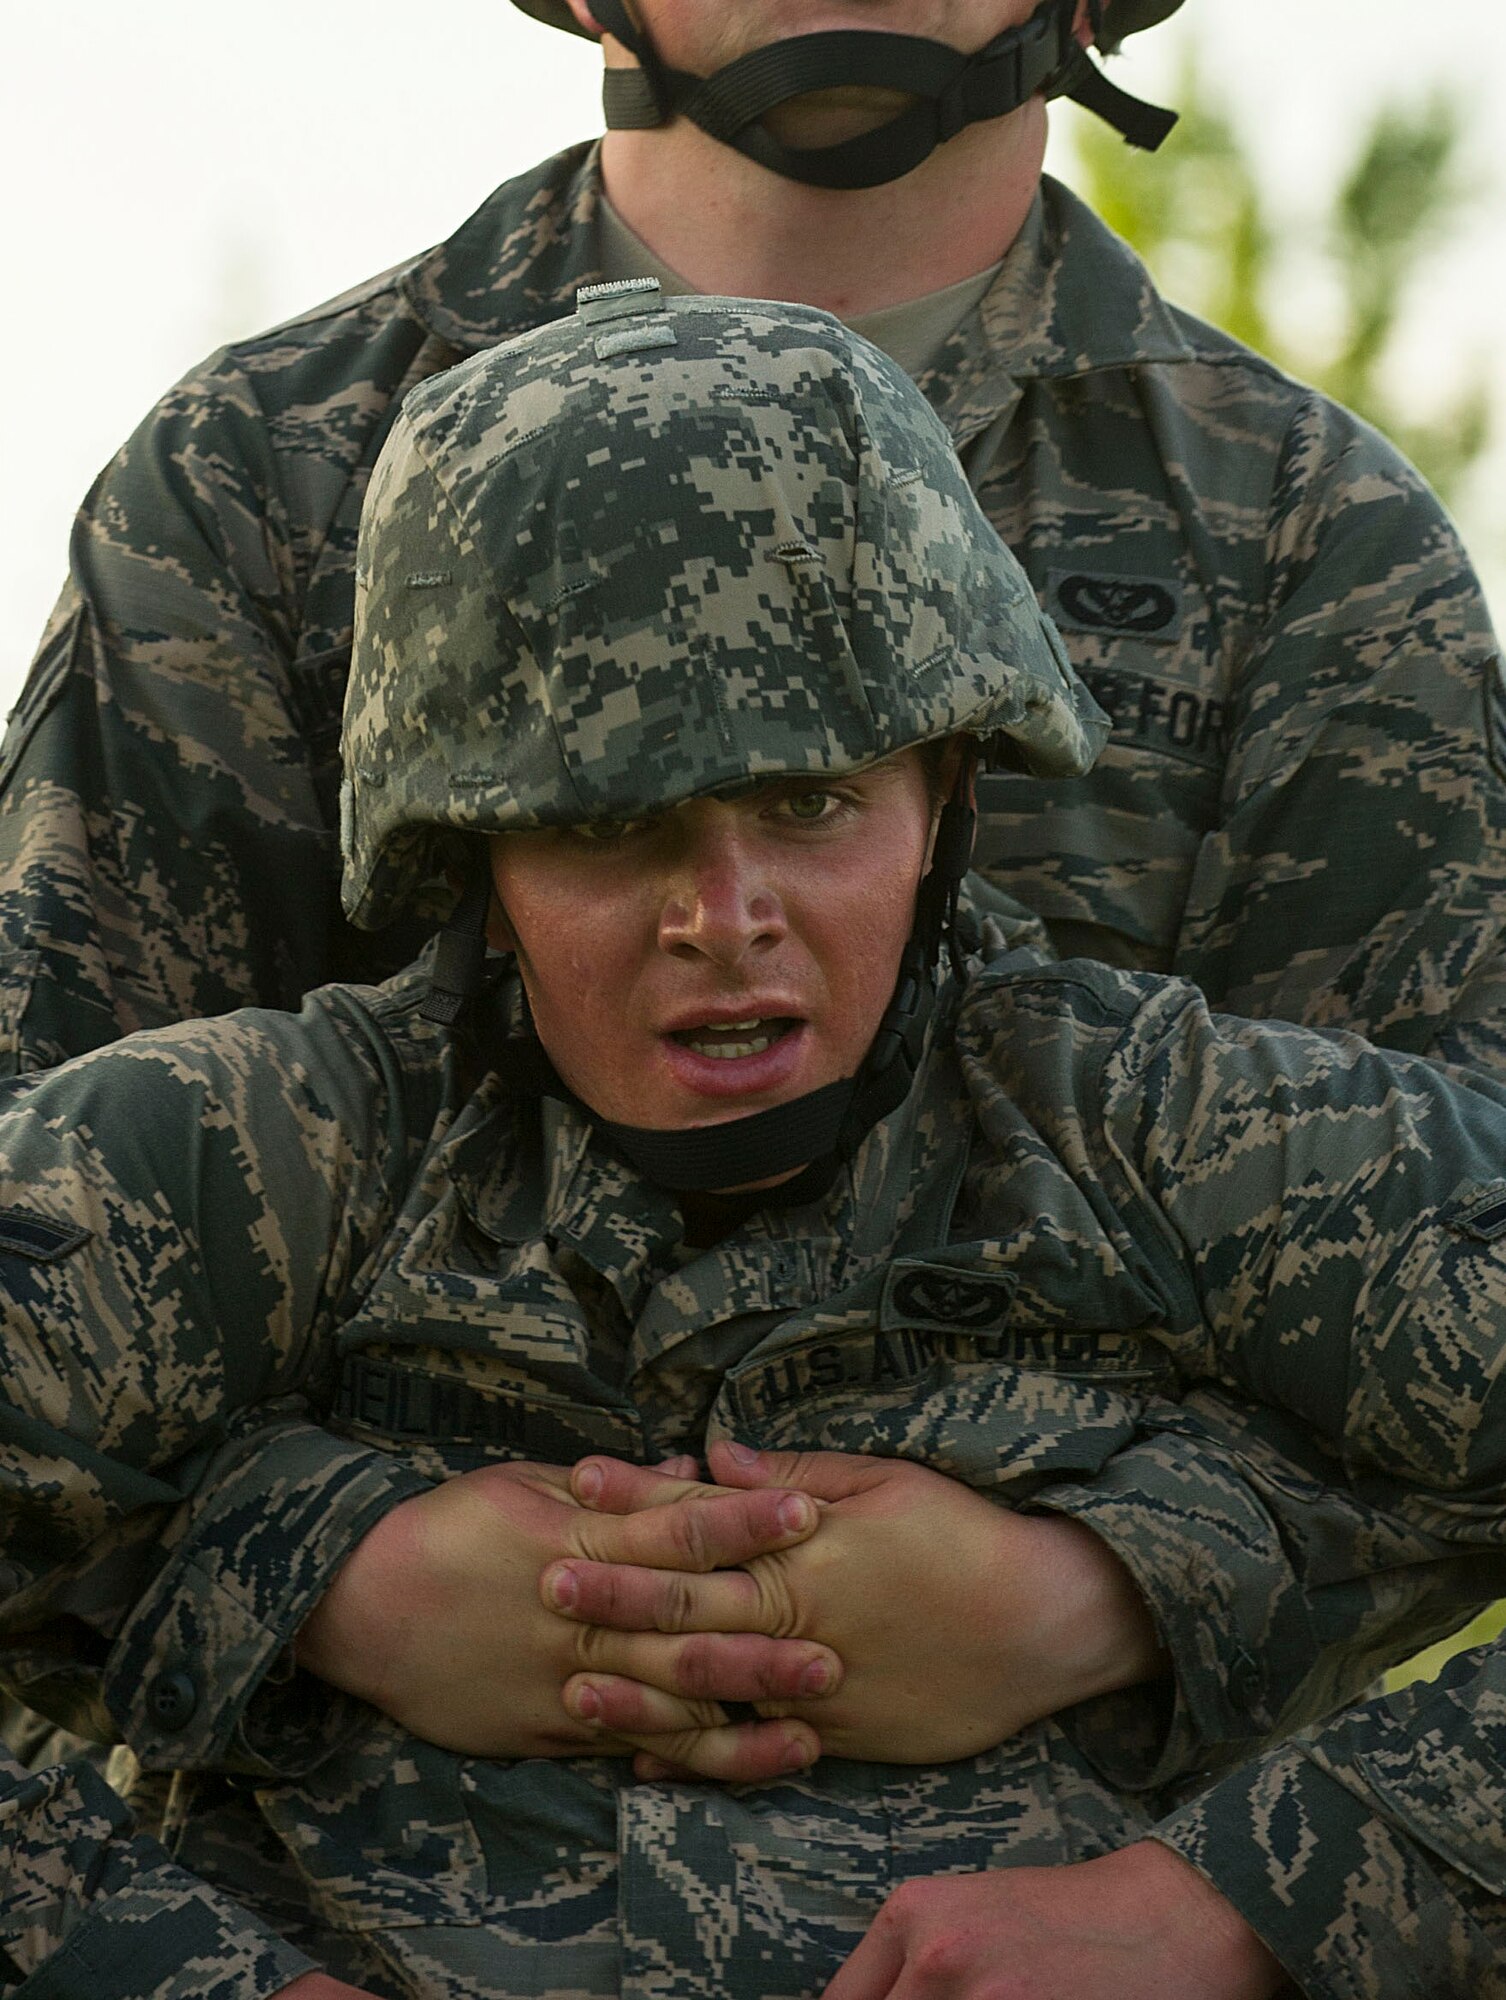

{"left": 341, "top": 280, "right": 1107, "bottom": 930}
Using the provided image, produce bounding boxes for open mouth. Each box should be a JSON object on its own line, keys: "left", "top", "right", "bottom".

{"left": 667, "top": 1017, "right": 802, "bottom": 1060}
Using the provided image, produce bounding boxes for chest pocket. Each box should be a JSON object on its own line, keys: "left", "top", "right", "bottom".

{"left": 328, "top": 1192, "right": 647, "bottom": 1477}
{"left": 714, "top": 1257, "right": 1176, "bottom": 1497}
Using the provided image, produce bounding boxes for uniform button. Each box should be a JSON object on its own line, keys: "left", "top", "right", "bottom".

{"left": 1229, "top": 1650, "right": 1262, "bottom": 1706}
{"left": 146, "top": 1671, "right": 199, "bottom": 1730}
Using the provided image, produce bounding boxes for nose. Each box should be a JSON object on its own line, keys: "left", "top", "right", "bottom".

{"left": 656, "top": 816, "right": 786, "bottom": 968}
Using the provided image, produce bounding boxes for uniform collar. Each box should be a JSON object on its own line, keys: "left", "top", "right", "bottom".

{"left": 399, "top": 150, "right": 1195, "bottom": 444}
{"left": 919, "top": 174, "right": 1196, "bottom": 454}
{"left": 442, "top": 972, "right": 971, "bottom": 1337}
{"left": 399, "top": 141, "right": 608, "bottom": 354}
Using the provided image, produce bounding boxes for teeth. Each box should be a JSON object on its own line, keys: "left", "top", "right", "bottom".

{"left": 688, "top": 1034, "right": 775, "bottom": 1059}
{"left": 680, "top": 1016, "right": 783, "bottom": 1060}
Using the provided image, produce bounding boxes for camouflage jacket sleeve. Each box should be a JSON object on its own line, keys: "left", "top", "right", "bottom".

{"left": 1170, "top": 390, "right": 1506, "bottom": 1079}
{"left": 0, "top": 349, "right": 323, "bottom": 1070}
{"left": 0, "top": 1750, "right": 315, "bottom": 2000}
{"left": 1152, "top": 1640, "right": 1506, "bottom": 1999}
{"left": 977, "top": 383, "right": 1506, "bottom": 1783}
{"left": 962, "top": 959, "right": 1506, "bottom": 1787}
{"left": 0, "top": 981, "right": 438, "bottom": 1778}
{"left": 0, "top": 324, "right": 434, "bottom": 1078}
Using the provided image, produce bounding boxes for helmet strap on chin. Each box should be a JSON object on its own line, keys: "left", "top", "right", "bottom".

{"left": 591, "top": 0, "right": 1176, "bottom": 190}
{"left": 421, "top": 864, "right": 494, "bottom": 1027}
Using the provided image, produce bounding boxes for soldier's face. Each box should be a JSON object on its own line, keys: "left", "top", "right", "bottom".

{"left": 488, "top": 748, "right": 940, "bottom": 1170}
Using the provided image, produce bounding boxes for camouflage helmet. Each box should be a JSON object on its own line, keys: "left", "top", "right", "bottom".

{"left": 341, "top": 280, "right": 1107, "bottom": 932}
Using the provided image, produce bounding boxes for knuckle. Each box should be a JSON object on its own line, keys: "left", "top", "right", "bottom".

{"left": 573, "top": 1622, "right": 614, "bottom": 1670}
{"left": 746, "top": 1643, "right": 790, "bottom": 1699}
{"left": 659, "top": 1572, "right": 696, "bottom": 1634}
{"left": 672, "top": 1503, "right": 713, "bottom": 1572}
{"left": 883, "top": 1879, "right": 927, "bottom": 1928}
{"left": 752, "top": 1561, "right": 801, "bottom": 1638}
{"left": 913, "top": 1933, "right": 970, "bottom": 1985}
{"left": 654, "top": 1728, "right": 703, "bottom": 1770}
{"left": 672, "top": 1634, "right": 719, "bottom": 1700}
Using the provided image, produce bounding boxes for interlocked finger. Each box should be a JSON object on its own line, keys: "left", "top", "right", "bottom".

{"left": 545, "top": 1555, "right": 794, "bottom": 1634}
{"left": 569, "top": 1625, "right": 838, "bottom": 1704}
{"left": 571, "top": 1485, "right": 816, "bottom": 1574}
{"left": 560, "top": 1673, "right": 822, "bottom": 1784}
{"left": 622, "top": 1715, "right": 819, "bottom": 1785}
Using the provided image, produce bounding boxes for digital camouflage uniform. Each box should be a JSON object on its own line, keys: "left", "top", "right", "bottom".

{"left": 3, "top": 949, "right": 1506, "bottom": 2000}
{"left": 0, "top": 285, "right": 1503, "bottom": 2000}
{"left": 2, "top": 151, "right": 1501, "bottom": 1075}
{"left": 2, "top": 164, "right": 1504, "bottom": 1992}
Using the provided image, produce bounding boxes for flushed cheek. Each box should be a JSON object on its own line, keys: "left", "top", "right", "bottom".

{"left": 517, "top": 887, "right": 654, "bottom": 1005}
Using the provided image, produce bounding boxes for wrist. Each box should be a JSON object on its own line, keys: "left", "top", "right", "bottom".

{"left": 294, "top": 1496, "right": 424, "bottom": 1712}
{"left": 1108, "top": 1841, "right": 1289, "bottom": 1998}
{"left": 1000, "top": 1512, "right": 1169, "bottom": 1711}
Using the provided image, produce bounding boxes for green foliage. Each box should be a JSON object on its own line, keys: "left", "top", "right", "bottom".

{"left": 1060, "top": 47, "right": 1491, "bottom": 502}
{"left": 1385, "top": 1597, "right": 1506, "bottom": 1695}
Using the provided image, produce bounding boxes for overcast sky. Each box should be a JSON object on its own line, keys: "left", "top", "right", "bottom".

{"left": 3, "top": 1, "right": 1503, "bottom": 704}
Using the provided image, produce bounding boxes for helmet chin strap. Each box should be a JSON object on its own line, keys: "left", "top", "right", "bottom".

{"left": 423, "top": 777, "right": 977, "bottom": 1199}
{"left": 594, "top": 935, "right": 936, "bottom": 1198}
{"left": 590, "top": 0, "right": 1175, "bottom": 191}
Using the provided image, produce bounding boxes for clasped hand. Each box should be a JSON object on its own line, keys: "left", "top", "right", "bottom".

{"left": 551, "top": 1441, "right": 1164, "bottom": 1772}
{"left": 296, "top": 1453, "right": 833, "bottom": 1781}
{"left": 299, "top": 1440, "right": 1163, "bottom": 1782}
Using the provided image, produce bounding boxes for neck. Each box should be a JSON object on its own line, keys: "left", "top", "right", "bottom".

{"left": 597, "top": 83, "right": 1047, "bottom": 317}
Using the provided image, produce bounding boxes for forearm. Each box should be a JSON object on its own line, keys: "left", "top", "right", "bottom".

{"left": 1154, "top": 1643, "right": 1506, "bottom": 1998}
{"left": 0, "top": 1000, "right": 427, "bottom": 1772}
{"left": 1034, "top": 1385, "right": 1503, "bottom": 1789}
{"left": 981, "top": 1509, "right": 1169, "bottom": 1720}
{"left": 101, "top": 1414, "right": 431, "bottom": 1776}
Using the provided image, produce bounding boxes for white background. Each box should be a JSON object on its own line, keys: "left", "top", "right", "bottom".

{"left": 3, "top": 0, "right": 1503, "bottom": 704}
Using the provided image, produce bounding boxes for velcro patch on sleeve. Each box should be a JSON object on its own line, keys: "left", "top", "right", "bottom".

{"left": 1446, "top": 1180, "right": 1506, "bottom": 1242}
{"left": 0, "top": 1208, "right": 92, "bottom": 1262}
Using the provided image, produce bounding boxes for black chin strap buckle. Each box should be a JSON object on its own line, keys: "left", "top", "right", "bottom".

{"left": 597, "top": 0, "right": 1175, "bottom": 179}
{"left": 956, "top": 0, "right": 1071, "bottom": 134}
{"left": 421, "top": 871, "right": 492, "bottom": 1028}
{"left": 866, "top": 950, "right": 926, "bottom": 1077}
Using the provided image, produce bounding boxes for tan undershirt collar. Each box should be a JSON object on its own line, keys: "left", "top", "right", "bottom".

{"left": 595, "top": 191, "right": 1003, "bottom": 383}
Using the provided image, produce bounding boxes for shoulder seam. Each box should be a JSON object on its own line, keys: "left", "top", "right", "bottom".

{"left": 222, "top": 255, "right": 423, "bottom": 354}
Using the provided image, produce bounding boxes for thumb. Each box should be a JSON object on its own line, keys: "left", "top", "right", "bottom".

{"left": 706, "top": 1440, "right": 887, "bottom": 1502}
